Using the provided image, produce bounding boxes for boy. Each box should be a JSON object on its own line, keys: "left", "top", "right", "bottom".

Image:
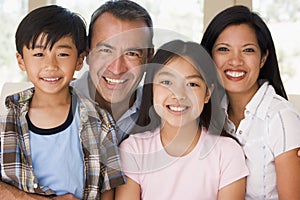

{"left": 0, "top": 5, "right": 125, "bottom": 199}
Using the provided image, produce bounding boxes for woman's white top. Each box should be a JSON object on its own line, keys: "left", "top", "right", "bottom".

{"left": 222, "top": 81, "right": 300, "bottom": 200}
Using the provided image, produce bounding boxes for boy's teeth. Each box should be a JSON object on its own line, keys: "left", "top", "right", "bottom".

{"left": 105, "top": 77, "right": 125, "bottom": 84}
{"left": 43, "top": 77, "right": 59, "bottom": 81}
{"left": 169, "top": 106, "right": 186, "bottom": 112}
{"left": 225, "top": 71, "right": 245, "bottom": 77}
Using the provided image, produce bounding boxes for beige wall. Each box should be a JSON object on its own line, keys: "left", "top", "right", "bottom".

{"left": 203, "top": 0, "right": 252, "bottom": 31}
{"left": 28, "top": 0, "right": 56, "bottom": 12}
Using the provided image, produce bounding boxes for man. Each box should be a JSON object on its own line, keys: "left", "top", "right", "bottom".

{"left": 0, "top": 0, "right": 153, "bottom": 199}
{"left": 72, "top": 0, "right": 154, "bottom": 144}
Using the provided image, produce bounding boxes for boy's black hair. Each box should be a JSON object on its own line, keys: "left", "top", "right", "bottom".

{"left": 15, "top": 5, "right": 87, "bottom": 56}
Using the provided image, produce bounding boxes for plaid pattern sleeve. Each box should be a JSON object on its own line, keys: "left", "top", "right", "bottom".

{"left": 98, "top": 108, "right": 126, "bottom": 192}
{"left": 0, "top": 88, "right": 55, "bottom": 195}
{"left": 75, "top": 89, "right": 125, "bottom": 199}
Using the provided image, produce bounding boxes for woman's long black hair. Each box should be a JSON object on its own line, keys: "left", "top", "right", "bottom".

{"left": 201, "top": 5, "right": 287, "bottom": 99}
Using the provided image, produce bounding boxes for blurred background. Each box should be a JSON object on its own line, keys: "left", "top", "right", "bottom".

{"left": 1, "top": 0, "right": 299, "bottom": 97}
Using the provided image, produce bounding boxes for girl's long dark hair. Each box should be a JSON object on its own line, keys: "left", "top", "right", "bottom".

{"left": 131, "top": 40, "right": 227, "bottom": 137}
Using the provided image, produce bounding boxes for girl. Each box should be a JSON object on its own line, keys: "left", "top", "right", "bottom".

{"left": 201, "top": 5, "right": 300, "bottom": 200}
{"left": 116, "top": 40, "right": 249, "bottom": 200}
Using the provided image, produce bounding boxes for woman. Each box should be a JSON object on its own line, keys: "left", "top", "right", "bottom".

{"left": 201, "top": 5, "right": 300, "bottom": 200}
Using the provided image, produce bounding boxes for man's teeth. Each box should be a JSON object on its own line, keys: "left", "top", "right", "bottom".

{"left": 169, "top": 106, "right": 187, "bottom": 112}
{"left": 43, "top": 77, "right": 59, "bottom": 81}
{"left": 105, "top": 77, "right": 126, "bottom": 84}
{"left": 225, "top": 71, "right": 245, "bottom": 78}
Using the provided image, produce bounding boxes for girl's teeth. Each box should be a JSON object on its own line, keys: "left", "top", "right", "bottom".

{"left": 169, "top": 106, "right": 186, "bottom": 112}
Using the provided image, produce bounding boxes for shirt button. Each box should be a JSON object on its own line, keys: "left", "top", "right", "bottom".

{"left": 239, "top": 130, "right": 243, "bottom": 134}
{"left": 33, "top": 183, "right": 38, "bottom": 188}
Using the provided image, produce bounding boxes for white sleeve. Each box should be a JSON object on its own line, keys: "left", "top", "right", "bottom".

{"left": 268, "top": 108, "right": 300, "bottom": 157}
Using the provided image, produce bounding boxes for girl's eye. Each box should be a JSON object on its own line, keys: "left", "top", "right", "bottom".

{"left": 160, "top": 80, "right": 172, "bottom": 85}
{"left": 187, "top": 82, "right": 199, "bottom": 87}
{"left": 33, "top": 53, "right": 44, "bottom": 57}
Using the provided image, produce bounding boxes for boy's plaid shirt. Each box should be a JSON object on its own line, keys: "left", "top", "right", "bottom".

{"left": 0, "top": 87, "right": 125, "bottom": 199}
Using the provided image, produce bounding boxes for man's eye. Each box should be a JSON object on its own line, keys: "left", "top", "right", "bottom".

{"left": 99, "top": 48, "right": 112, "bottom": 53}
{"left": 126, "top": 51, "right": 142, "bottom": 58}
{"left": 33, "top": 53, "right": 44, "bottom": 57}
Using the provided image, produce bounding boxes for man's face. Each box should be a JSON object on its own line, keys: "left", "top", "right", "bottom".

{"left": 88, "top": 13, "right": 152, "bottom": 105}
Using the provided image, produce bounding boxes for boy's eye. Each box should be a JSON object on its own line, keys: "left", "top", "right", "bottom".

{"left": 33, "top": 53, "right": 44, "bottom": 57}
{"left": 58, "top": 53, "right": 70, "bottom": 57}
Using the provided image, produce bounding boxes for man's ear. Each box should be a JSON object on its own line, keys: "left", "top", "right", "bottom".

{"left": 16, "top": 53, "right": 26, "bottom": 71}
{"left": 75, "top": 52, "right": 87, "bottom": 71}
{"left": 85, "top": 48, "right": 90, "bottom": 65}
{"left": 260, "top": 50, "right": 269, "bottom": 68}
{"left": 147, "top": 47, "right": 154, "bottom": 62}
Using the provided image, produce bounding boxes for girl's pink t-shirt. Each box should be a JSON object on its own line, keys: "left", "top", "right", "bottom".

{"left": 119, "top": 127, "right": 249, "bottom": 200}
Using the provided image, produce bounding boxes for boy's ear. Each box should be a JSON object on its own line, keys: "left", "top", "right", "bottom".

{"left": 16, "top": 53, "right": 26, "bottom": 71}
{"left": 75, "top": 52, "right": 87, "bottom": 71}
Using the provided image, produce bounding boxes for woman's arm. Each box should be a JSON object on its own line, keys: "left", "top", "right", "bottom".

{"left": 275, "top": 148, "right": 300, "bottom": 200}
{"left": 217, "top": 178, "right": 246, "bottom": 200}
{"left": 115, "top": 176, "right": 140, "bottom": 200}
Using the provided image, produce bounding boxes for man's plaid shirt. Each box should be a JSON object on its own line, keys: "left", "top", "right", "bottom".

{"left": 0, "top": 87, "right": 125, "bottom": 199}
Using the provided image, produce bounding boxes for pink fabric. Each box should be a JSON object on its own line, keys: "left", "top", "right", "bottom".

{"left": 119, "top": 127, "right": 249, "bottom": 200}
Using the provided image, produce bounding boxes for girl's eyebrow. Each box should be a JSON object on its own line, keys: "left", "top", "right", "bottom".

{"left": 156, "top": 71, "right": 175, "bottom": 77}
{"left": 156, "top": 71, "right": 203, "bottom": 80}
{"left": 186, "top": 74, "right": 203, "bottom": 80}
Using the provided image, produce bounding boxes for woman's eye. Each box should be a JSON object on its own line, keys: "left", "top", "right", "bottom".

{"left": 243, "top": 48, "right": 255, "bottom": 52}
{"left": 217, "top": 47, "right": 228, "bottom": 52}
